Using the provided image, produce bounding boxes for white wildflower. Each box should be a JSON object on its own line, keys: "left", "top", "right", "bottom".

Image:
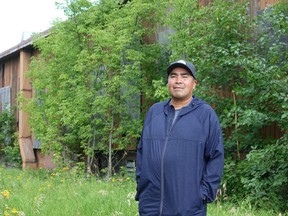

{"left": 98, "top": 190, "right": 108, "bottom": 196}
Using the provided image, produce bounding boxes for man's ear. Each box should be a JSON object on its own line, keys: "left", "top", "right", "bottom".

{"left": 193, "top": 82, "right": 197, "bottom": 90}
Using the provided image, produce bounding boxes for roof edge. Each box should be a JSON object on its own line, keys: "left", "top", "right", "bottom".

{"left": 0, "top": 28, "right": 51, "bottom": 60}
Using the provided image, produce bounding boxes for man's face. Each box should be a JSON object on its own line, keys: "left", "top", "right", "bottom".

{"left": 168, "top": 67, "right": 196, "bottom": 102}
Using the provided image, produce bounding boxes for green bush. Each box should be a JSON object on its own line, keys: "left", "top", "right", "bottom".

{"left": 0, "top": 109, "right": 15, "bottom": 147}
{"left": 241, "top": 135, "right": 288, "bottom": 211}
{"left": 0, "top": 108, "right": 20, "bottom": 167}
{"left": 2, "top": 136, "right": 22, "bottom": 167}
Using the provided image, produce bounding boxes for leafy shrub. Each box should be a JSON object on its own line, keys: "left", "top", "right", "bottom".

{"left": 0, "top": 109, "right": 20, "bottom": 167}
{"left": 221, "top": 157, "right": 246, "bottom": 202}
{"left": 0, "top": 109, "right": 15, "bottom": 147}
{"left": 2, "top": 135, "right": 22, "bottom": 167}
{"left": 241, "top": 135, "right": 288, "bottom": 211}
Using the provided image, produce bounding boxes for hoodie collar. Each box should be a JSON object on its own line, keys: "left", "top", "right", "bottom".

{"left": 164, "top": 96, "right": 200, "bottom": 116}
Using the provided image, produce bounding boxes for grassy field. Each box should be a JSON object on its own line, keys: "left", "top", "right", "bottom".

{"left": 0, "top": 165, "right": 286, "bottom": 216}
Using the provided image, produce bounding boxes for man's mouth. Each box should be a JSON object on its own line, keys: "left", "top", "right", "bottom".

{"left": 173, "top": 87, "right": 183, "bottom": 90}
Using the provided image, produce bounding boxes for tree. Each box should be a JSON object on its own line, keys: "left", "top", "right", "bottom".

{"left": 25, "top": 0, "right": 166, "bottom": 177}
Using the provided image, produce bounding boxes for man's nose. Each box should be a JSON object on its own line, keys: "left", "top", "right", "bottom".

{"left": 175, "top": 76, "right": 183, "bottom": 83}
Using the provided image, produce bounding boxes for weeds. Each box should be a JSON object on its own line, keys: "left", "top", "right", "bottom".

{"left": 0, "top": 165, "right": 287, "bottom": 216}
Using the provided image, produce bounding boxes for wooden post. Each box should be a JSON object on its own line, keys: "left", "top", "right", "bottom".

{"left": 18, "top": 50, "right": 37, "bottom": 169}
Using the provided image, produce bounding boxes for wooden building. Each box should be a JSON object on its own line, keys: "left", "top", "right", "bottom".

{"left": 0, "top": 29, "right": 55, "bottom": 169}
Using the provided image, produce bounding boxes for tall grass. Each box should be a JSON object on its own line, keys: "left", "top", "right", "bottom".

{"left": 0, "top": 165, "right": 286, "bottom": 216}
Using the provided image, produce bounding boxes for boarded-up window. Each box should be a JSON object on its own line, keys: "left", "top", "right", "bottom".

{"left": 33, "top": 138, "right": 41, "bottom": 149}
{"left": 0, "top": 86, "right": 10, "bottom": 112}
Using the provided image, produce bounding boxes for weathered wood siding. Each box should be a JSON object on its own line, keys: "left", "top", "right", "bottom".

{"left": 1, "top": 58, "right": 20, "bottom": 122}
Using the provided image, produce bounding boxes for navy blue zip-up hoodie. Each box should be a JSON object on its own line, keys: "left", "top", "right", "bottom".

{"left": 136, "top": 96, "right": 224, "bottom": 216}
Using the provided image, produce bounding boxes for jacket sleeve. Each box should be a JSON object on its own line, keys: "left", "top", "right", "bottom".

{"left": 201, "top": 109, "right": 224, "bottom": 203}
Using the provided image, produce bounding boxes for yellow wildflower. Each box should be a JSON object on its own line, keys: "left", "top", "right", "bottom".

{"left": 4, "top": 210, "right": 10, "bottom": 216}
{"left": 61, "top": 166, "right": 69, "bottom": 172}
{"left": 1, "top": 190, "right": 10, "bottom": 199}
{"left": 11, "top": 208, "right": 19, "bottom": 214}
{"left": 17, "top": 175, "right": 23, "bottom": 180}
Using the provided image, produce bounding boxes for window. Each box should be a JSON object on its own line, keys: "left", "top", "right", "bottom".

{"left": 0, "top": 86, "right": 10, "bottom": 111}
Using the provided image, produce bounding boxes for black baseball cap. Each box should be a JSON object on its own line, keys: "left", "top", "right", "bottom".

{"left": 167, "top": 60, "right": 196, "bottom": 80}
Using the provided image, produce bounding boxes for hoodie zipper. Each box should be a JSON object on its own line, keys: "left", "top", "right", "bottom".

{"left": 159, "top": 109, "right": 175, "bottom": 216}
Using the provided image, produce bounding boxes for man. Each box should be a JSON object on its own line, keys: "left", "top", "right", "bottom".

{"left": 135, "top": 60, "right": 224, "bottom": 216}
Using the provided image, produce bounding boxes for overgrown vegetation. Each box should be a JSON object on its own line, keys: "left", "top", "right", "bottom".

{"left": 13, "top": 0, "right": 288, "bottom": 212}
{"left": 0, "top": 108, "right": 21, "bottom": 167}
{"left": 0, "top": 165, "right": 138, "bottom": 216}
{"left": 23, "top": 0, "right": 167, "bottom": 177}
{"left": 0, "top": 166, "right": 286, "bottom": 216}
